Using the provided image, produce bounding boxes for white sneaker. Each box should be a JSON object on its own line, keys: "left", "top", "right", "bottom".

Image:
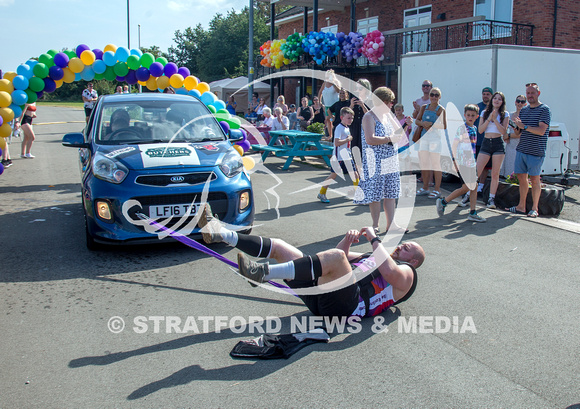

{"left": 486, "top": 197, "right": 496, "bottom": 209}
{"left": 317, "top": 193, "right": 330, "bottom": 203}
{"left": 435, "top": 198, "right": 446, "bottom": 217}
{"left": 24, "top": 153, "right": 35, "bottom": 159}
{"left": 467, "top": 212, "right": 486, "bottom": 223}
{"left": 458, "top": 193, "right": 470, "bottom": 207}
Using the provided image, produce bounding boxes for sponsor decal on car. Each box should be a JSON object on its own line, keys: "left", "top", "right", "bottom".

{"left": 139, "top": 143, "right": 201, "bottom": 168}
{"left": 145, "top": 147, "right": 192, "bottom": 158}
{"left": 105, "top": 146, "right": 137, "bottom": 159}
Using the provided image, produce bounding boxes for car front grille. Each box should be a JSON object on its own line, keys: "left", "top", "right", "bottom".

{"left": 135, "top": 172, "right": 216, "bottom": 187}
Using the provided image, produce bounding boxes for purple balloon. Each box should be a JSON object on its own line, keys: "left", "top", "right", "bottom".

{"left": 163, "top": 62, "right": 178, "bottom": 77}
{"left": 239, "top": 139, "right": 251, "bottom": 152}
{"left": 76, "top": 44, "right": 90, "bottom": 58}
{"left": 149, "top": 62, "right": 164, "bottom": 77}
{"left": 43, "top": 78, "right": 57, "bottom": 93}
{"left": 116, "top": 76, "right": 126, "bottom": 82}
{"left": 36, "top": 91, "right": 44, "bottom": 99}
{"left": 0, "top": 115, "right": 3, "bottom": 127}
{"left": 48, "top": 66, "right": 64, "bottom": 81}
{"left": 135, "top": 67, "right": 150, "bottom": 82}
{"left": 92, "top": 48, "right": 104, "bottom": 60}
{"left": 177, "top": 67, "right": 190, "bottom": 77}
{"left": 54, "top": 52, "right": 69, "bottom": 68}
{"left": 219, "top": 121, "right": 230, "bottom": 134}
{"left": 125, "top": 70, "right": 138, "bottom": 85}
{"left": 240, "top": 129, "right": 248, "bottom": 141}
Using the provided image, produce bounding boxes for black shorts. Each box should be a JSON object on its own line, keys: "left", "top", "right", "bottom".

{"left": 21, "top": 115, "right": 33, "bottom": 126}
{"left": 84, "top": 107, "right": 93, "bottom": 118}
{"left": 333, "top": 159, "right": 356, "bottom": 175}
{"left": 479, "top": 137, "right": 505, "bottom": 156}
{"left": 284, "top": 279, "right": 360, "bottom": 318}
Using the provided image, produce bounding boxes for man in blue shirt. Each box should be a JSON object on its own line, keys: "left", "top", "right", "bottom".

{"left": 509, "top": 83, "right": 551, "bottom": 217}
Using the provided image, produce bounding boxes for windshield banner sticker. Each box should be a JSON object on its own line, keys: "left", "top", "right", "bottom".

{"left": 104, "top": 146, "right": 137, "bottom": 159}
{"left": 139, "top": 143, "right": 200, "bottom": 167}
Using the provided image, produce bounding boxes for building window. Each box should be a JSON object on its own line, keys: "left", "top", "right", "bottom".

{"left": 473, "top": 0, "right": 513, "bottom": 39}
{"left": 403, "top": 6, "right": 432, "bottom": 53}
{"left": 321, "top": 25, "right": 338, "bottom": 34}
{"left": 357, "top": 16, "right": 378, "bottom": 35}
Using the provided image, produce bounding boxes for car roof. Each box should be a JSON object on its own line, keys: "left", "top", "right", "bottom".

{"left": 99, "top": 93, "right": 199, "bottom": 103}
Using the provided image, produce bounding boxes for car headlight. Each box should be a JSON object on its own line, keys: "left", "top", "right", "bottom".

{"left": 92, "top": 151, "right": 129, "bottom": 184}
{"left": 219, "top": 149, "right": 243, "bottom": 178}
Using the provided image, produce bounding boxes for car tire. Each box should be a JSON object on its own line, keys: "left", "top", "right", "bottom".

{"left": 85, "top": 214, "right": 103, "bottom": 251}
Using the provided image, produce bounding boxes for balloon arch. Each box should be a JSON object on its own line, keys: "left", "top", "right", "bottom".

{"left": 0, "top": 43, "right": 251, "bottom": 174}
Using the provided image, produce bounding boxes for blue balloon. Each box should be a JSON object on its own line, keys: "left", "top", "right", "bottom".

{"left": 103, "top": 51, "right": 117, "bottom": 66}
{"left": 9, "top": 103, "right": 23, "bottom": 119}
{"left": 25, "top": 60, "right": 39, "bottom": 69}
{"left": 212, "top": 99, "right": 226, "bottom": 111}
{"left": 125, "top": 70, "right": 138, "bottom": 85}
{"left": 54, "top": 52, "right": 69, "bottom": 68}
{"left": 188, "top": 89, "right": 201, "bottom": 99}
{"left": 43, "top": 78, "right": 57, "bottom": 93}
{"left": 16, "top": 64, "right": 33, "bottom": 79}
{"left": 48, "top": 66, "right": 64, "bottom": 81}
{"left": 115, "top": 47, "right": 130, "bottom": 62}
{"left": 92, "top": 60, "right": 107, "bottom": 74}
{"left": 135, "top": 67, "right": 150, "bottom": 82}
{"left": 130, "top": 48, "right": 143, "bottom": 58}
{"left": 219, "top": 121, "right": 230, "bottom": 134}
{"left": 200, "top": 91, "right": 216, "bottom": 106}
{"left": 12, "top": 75, "right": 29, "bottom": 90}
{"left": 80, "top": 66, "right": 95, "bottom": 81}
{"left": 11, "top": 90, "right": 28, "bottom": 106}
{"left": 74, "top": 72, "right": 82, "bottom": 81}
{"left": 175, "top": 87, "right": 187, "bottom": 95}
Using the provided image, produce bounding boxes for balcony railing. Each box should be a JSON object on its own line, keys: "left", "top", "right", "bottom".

{"left": 255, "top": 16, "right": 534, "bottom": 76}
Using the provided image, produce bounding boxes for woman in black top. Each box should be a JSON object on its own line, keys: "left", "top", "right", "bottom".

{"left": 311, "top": 96, "right": 325, "bottom": 125}
{"left": 297, "top": 96, "right": 314, "bottom": 131}
{"left": 329, "top": 88, "right": 351, "bottom": 138}
{"left": 350, "top": 79, "right": 372, "bottom": 154}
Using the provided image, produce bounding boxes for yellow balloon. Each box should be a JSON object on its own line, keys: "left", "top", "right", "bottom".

{"left": 80, "top": 50, "right": 96, "bottom": 65}
{"left": 169, "top": 74, "right": 184, "bottom": 89}
{"left": 103, "top": 44, "right": 117, "bottom": 53}
{"left": 0, "top": 79, "right": 14, "bottom": 93}
{"left": 68, "top": 58, "right": 85, "bottom": 74}
{"left": 62, "top": 67, "right": 75, "bottom": 83}
{"left": 138, "top": 80, "right": 147, "bottom": 86}
{"left": 196, "top": 82, "right": 210, "bottom": 94}
{"left": 0, "top": 135, "right": 6, "bottom": 150}
{"left": 242, "top": 156, "right": 255, "bottom": 170}
{"left": 0, "top": 123, "right": 12, "bottom": 138}
{"left": 157, "top": 76, "right": 170, "bottom": 90}
{"left": 3, "top": 71, "right": 17, "bottom": 82}
{"left": 183, "top": 75, "right": 198, "bottom": 91}
{"left": 0, "top": 91, "right": 11, "bottom": 108}
{"left": 146, "top": 76, "right": 157, "bottom": 91}
{"left": 233, "top": 144, "right": 244, "bottom": 156}
{"left": 55, "top": 79, "right": 64, "bottom": 88}
{"left": 0, "top": 107, "right": 15, "bottom": 123}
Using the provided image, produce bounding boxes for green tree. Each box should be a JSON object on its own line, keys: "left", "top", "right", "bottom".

{"left": 140, "top": 45, "right": 170, "bottom": 60}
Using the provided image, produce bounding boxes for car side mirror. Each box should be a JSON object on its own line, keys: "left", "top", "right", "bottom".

{"left": 228, "top": 129, "right": 245, "bottom": 142}
{"left": 62, "top": 132, "right": 90, "bottom": 148}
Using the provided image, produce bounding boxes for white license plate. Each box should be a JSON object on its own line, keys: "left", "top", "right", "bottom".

{"left": 149, "top": 203, "right": 202, "bottom": 218}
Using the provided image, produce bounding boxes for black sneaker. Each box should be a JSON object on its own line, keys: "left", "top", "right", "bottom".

{"left": 237, "top": 253, "right": 269, "bottom": 287}
{"left": 197, "top": 204, "right": 223, "bottom": 244}
{"left": 1, "top": 159, "right": 10, "bottom": 168}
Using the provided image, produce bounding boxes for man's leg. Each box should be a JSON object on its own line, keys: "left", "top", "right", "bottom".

{"left": 516, "top": 173, "right": 529, "bottom": 212}
{"left": 530, "top": 175, "right": 542, "bottom": 213}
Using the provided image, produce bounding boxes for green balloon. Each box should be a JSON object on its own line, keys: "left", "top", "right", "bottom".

{"left": 94, "top": 72, "right": 104, "bottom": 80}
{"left": 104, "top": 66, "right": 117, "bottom": 81}
{"left": 217, "top": 108, "right": 229, "bottom": 115}
{"left": 38, "top": 53, "right": 54, "bottom": 68}
{"left": 113, "top": 62, "right": 129, "bottom": 77}
{"left": 127, "top": 55, "right": 141, "bottom": 70}
{"left": 33, "top": 63, "right": 49, "bottom": 79}
{"left": 65, "top": 50, "right": 77, "bottom": 59}
{"left": 25, "top": 89, "right": 38, "bottom": 103}
{"left": 207, "top": 105, "right": 217, "bottom": 114}
{"left": 47, "top": 49, "right": 58, "bottom": 57}
{"left": 155, "top": 57, "right": 168, "bottom": 66}
{"left": 140, "top": 53, "right": 154, "bottom": 68}
{"left": 28, "top": 77, "right": 45, "bottom": 93}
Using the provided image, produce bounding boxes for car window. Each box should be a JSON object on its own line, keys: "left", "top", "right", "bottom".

{"left": 96, "top": 99, "right": 226, "bottom": 145}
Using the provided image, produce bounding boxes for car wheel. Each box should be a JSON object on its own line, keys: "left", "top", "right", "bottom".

{"left": 239, "top": 227, "right": 252, "bottom": 235}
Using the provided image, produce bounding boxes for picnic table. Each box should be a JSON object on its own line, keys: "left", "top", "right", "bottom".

{"left": 251, "top": 130, "right": 333, "bottom": 170}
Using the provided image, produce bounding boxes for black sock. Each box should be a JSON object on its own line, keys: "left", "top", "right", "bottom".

{"left": 292, "top": 255, "right": 323, "bottom": 282}
{"left": 441, "top": 198, "right": 448, "bottom": 205}
{"left": 235, "top": 234, "right": 272, "bottom": 258}
{"left": 469, "top": 210, "right": 476, "bottom": 215}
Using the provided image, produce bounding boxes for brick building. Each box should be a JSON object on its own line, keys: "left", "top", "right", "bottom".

{"left": 258, "top": 0, "right": 580, "bottom": 105}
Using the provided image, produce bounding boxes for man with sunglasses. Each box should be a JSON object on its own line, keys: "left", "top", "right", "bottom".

{"left": 412, "top": 80, "right": 433, "bottom": 119}
{"left": 508, "top": 83, "right": 551, "bottom": 218}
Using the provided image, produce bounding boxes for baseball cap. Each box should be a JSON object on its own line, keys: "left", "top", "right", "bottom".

{"left": 482, "top": 87, "right": 493, "bottom": 94}
{"left": 290, "top": 104, "right": 296, "bottom": 108}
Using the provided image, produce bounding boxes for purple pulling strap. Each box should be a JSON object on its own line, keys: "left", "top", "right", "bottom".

{"left": 137, "top": 214, "right": 297, "bottom": 296}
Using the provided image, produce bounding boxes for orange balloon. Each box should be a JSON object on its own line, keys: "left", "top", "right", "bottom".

{"left": 68, "top": 58, "right": 85, "bottom": 74}
{"left": 183, "top": 75, "right": 198, "bottom": 91}
{"left": 103, "top": 44, "right": 117, "bottom": 53}
{"left": 233, "top": 144, "right": 244, "bottom": 156}
{"left": 62, "top": 67, "right": 75, "bottom": 83}
{"left": 242, "top": 156, "right": 255, "bottom": 170}
{"left": 156, "top": 76, "right": 170, "bottom": 90}
{"left": 196, "top": 82, "right": 210, "bottom": 94}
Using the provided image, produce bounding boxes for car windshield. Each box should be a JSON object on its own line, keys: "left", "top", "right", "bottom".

{"left": 96, "top": 98, "right": 226, "bottom": 145}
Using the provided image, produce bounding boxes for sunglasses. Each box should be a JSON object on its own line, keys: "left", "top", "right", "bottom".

{"left": 516, "top": 99, "right": 526, "bottom": 103}
{"left": 422, "top": 84, "right": 432, "bottom": 87}
{"left": 430, "top": 93, "right": 440, "bottom": 97}
{"left": 525, "top": 82, "right": 538, "bottom": 87}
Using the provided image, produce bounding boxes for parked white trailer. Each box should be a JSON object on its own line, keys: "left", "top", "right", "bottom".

{"left": 399, "top": 44, "right": 580, "bottom": 174}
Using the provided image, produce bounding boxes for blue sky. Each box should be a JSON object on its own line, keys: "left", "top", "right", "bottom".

{"left": 0, "top": 0, "right": 249, "bottom": 75}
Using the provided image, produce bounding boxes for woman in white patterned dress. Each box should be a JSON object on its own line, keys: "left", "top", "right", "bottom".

{"left": 354, "top": 87, "right": 406, "bottom": 234}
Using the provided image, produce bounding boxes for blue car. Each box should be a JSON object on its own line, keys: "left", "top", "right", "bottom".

{"left": 63, "top": 93, "right": 253, "bottom": 249}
